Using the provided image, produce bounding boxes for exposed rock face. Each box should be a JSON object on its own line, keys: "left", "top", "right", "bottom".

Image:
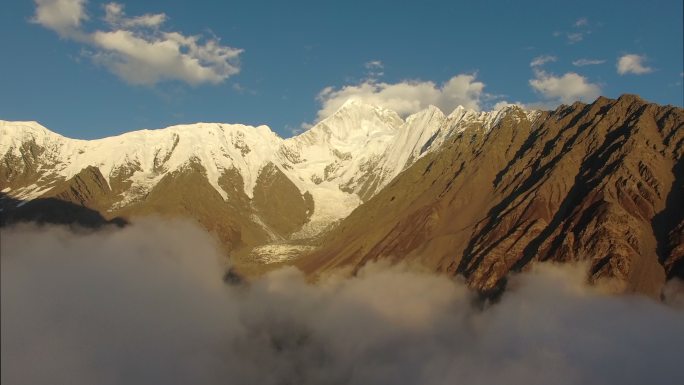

{"left": 46, "top": 166, "right": 113, "bottom": 209}
{"left": 299, "top": 95, "right": 683, "bottom": 297}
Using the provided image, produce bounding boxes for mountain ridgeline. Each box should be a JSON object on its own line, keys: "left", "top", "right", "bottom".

{"left": 1, "top": 95, "right": 682, "bottom": 296}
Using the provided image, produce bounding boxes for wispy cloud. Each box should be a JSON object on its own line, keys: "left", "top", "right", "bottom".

{"left": 617, "top": 54, "right": 654, "bottom": 75}
{"left": 530, "top": 55, "right": 557, "bottom": 67}
{"left": 364, "top": 60, "right": 383, "bottom": 69}
{"left": 103, "top": 2, "right": 166, "bottom": 29}
{"left": 553, "top": 17, "right": 593, "bottom": 44}
{"left": 572, "top": 58, "right": 606, "bottom": 67}
{"left": 31, "top": 0, "right": 243, "bottom": 86}
{"left": 364, "top": 60, "right": 385, "bottom": 80}
{"left": 567, "top": 32, "right": 584, "bottom": 44}
{"left": 574, "top": 17, "right": 588, "bottom": 27}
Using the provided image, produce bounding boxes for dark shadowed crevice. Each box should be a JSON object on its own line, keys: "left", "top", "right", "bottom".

{"left": 652, "top": 158, "right": 684, "bottom": 279}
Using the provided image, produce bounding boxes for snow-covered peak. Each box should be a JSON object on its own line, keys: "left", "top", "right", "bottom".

{"left": 302, "top": 99, "right": 404, "bottom": 143}
{"left": 1, "top": 120, "right": 285, "bottom": 203}
{"left": 406, "top": 105, "right": 446, "bottom": 124}
{"left": 0, "top": 120, "right": 71, "bottom": 157}
{"left": 446, "top": 105, "right": 478, "bottom": 120}
{"left": 442, "top": 104, "right": 539, "bottom": 134}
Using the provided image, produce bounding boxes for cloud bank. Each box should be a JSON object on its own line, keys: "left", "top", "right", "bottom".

{"left": 32, "top": 0, "right": 242, "bottom": 85}
{"left": 2, "top": 220, "right": 682, "bottom": 385}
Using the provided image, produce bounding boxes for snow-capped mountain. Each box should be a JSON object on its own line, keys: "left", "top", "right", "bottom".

{"left": 3, "top": 95, "right": 682, "bottom": 296}
{"left": 0, "top": 101, "right": 538, "bottom": 254}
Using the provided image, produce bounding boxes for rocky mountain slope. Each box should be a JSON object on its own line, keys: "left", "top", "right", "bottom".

{"left": 298, "top": 95, "right": 683, "bottom": 297}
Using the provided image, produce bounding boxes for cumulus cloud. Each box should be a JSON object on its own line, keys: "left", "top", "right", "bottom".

{"left": 530, "top": 68, "right": 601, "bottom": 104}
{"left": 314, "top": 74, "right": 485, "bottom": 121}
{"left": 617, "top": 54, "right": 654, "bottom": 75}
{"left": 88, "top": 29, "right": 242, "bottom": 85}
{"left": 2, "top": 221, "right": 682, "bottom": 385}
{"left": 31, "top": 1, "right": 243, "bottom": 85}
{"left": 572, "top": 58, "right": 606, "bottom": 66}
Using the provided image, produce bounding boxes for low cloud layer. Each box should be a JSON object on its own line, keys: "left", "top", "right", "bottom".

{"left": 315, "top": 74, "right": 485, "bottom": 121}
{"left": 32, "top": 0, "right": 242, "bottom": 85}
{"left": 2, "top": 220, "right": 682, "bottom": 385}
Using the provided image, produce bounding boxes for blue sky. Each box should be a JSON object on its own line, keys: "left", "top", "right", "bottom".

{"left": 1, "top": 0, "right": 682, "bottom": 139}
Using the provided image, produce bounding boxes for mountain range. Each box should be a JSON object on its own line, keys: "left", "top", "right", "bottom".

{"left": 1, "top": 94, "right": 682, "bottom": 296}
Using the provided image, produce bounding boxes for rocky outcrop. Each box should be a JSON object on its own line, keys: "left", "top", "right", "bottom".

{"left": 252, "top": 162, "right": 314, "bottom": 237}
{"left": 299, "top": 95, "right": 684, "bottom": 297}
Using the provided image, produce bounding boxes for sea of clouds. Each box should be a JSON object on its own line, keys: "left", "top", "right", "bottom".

{"left": 2, "top": 219, "right": 682, "bottom": 385}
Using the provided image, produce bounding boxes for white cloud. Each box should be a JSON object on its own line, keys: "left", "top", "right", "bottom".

{"left": 89, "top": 30, "right": 242, "bottom": 85}
{"left": 31, "top": 1, "right": 243, "bottom": 86}
{"left": 617, "top": 54, "right": 654, "bottom": 75}
{"left": 530, "top": 69, "right": 601, "bottom": 104}
{"left": 314, "top": 74, "right": 485, "bottom": 121}
{"left": 572, "top": 58, "right": 606, "bottom": 66}
{"left": 530, "top": 55, "right": 557, "bottom": 67}
{"left": 32, "top": 0, "right": 88, "bottom": 38}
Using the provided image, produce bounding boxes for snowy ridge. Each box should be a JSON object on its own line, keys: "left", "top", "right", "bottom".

{"left": 1, "top": 102, "right": 538, "bottom": 236}
{"left": 1, "top": 120, "right": 282, "bottom": 202}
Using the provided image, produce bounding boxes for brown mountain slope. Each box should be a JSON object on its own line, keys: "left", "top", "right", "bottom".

{"left": 298, "top": 95, "right": 683, "bottom": 297}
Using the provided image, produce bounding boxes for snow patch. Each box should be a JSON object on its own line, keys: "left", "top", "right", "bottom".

{"left": 250, "top": 243, "right": 317, "bottom": 264}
